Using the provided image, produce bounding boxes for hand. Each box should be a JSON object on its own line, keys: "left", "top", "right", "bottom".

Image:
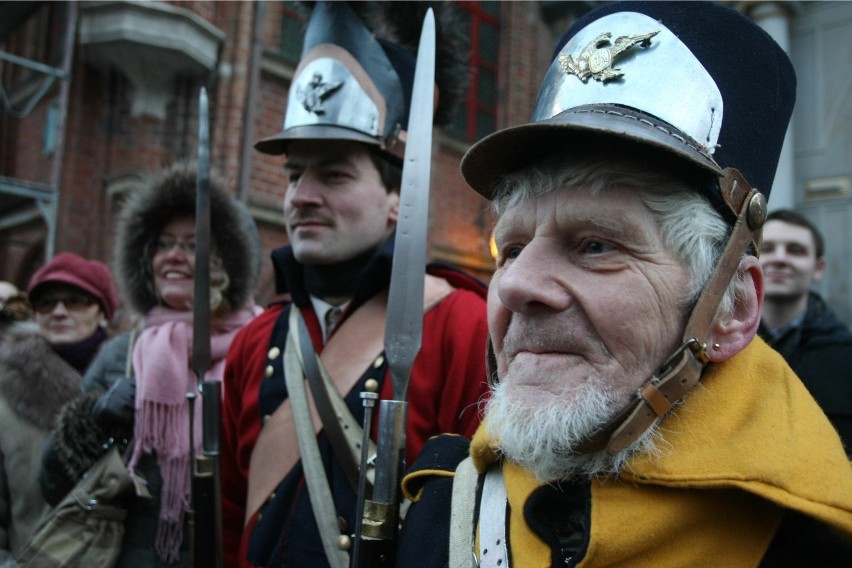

{"left": 92, "top": 377, "right": 136, "bottom": 430}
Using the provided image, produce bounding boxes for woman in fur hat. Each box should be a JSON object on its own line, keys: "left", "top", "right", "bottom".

{"left": 39, "top": 161, "right": 262, "bottom": 567}
{"left": 0, "top": 253, "right": 118, "bottom": 564}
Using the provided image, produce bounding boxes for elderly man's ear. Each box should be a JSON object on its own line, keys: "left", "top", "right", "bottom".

{"left": 707, "top": 255, "right": 763, "bottom": 363}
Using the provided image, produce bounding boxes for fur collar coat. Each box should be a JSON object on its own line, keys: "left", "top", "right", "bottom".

{"left": 0, "top": 322, "right": 81, "bottom": 561}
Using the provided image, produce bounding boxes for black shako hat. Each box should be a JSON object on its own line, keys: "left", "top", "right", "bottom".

{"left": 461, "top": 1, "right": 796, "bottom": 209}
{"left": 254, "top": 1, "right": 414, "bottom": 161}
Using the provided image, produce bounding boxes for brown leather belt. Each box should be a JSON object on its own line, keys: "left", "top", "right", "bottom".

{"left": 578, "top": 168, "right": 766, "bottom": 454}
{"left": 297, "top": 313, "right": 367, "bottom": 493}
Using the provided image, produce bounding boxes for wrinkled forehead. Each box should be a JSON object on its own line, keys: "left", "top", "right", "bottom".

{"left": 493, "top": 182, "right": 655, "bottom": 236}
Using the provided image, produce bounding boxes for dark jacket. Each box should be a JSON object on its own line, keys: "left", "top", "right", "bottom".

{"left": 759, "top": 292, "right": 852, "bottom": 451}
{"left": 39, "top": 331, "right": 179, "bottom": 568}
{"left": 39, "top": 332, "right": 132, "bottom": 505}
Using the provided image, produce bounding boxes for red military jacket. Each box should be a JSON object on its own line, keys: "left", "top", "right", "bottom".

{"left": 220, "top": 250, "right": 489, "bottom": 567}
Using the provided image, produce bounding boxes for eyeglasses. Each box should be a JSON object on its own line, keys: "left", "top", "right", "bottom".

{"left": 155, "top": 236, "right": 196, "bottom": 255}
{"left": 32, "top": 293, "right": 96, "bottom": 314}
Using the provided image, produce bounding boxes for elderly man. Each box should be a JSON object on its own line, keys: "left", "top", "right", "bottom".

{"left": 397, "top": 2, "right": 852, "bottom": 566}
{"left": 220, "top": 3, "right": 488, "bottom": 567}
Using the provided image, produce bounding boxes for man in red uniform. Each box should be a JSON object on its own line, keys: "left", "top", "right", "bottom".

{"left": 220, "top": 3, "right": 488, "bottom": 566}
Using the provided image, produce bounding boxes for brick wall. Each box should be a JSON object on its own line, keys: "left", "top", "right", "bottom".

{"left": 1, "top": 1, "right": 560, "bottom": 306}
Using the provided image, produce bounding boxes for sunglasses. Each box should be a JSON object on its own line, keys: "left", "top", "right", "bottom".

{"left": 32, "top": 293, "right": 96, "bottom": 314}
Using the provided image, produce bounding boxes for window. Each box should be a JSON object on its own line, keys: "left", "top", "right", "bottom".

{"left": 447, "top": 1, "right": 499, "bottom": 142}
{"left": 279, "top": 1, "right": 307, "bottom": 65}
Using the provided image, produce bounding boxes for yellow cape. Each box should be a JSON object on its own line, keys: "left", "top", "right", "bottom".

{"left": 469, "top": 338, "right": 852, "bottom": 567}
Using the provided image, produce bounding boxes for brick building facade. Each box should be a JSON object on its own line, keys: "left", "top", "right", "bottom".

{"left": 8, "top": 2, "right": 846, "bottom": 324}
{"left": 0, "top": 1, "right": 570, "bottom": 308}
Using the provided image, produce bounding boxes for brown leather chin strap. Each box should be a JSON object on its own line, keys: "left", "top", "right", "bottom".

{"left": 576, "top": 168, "right": 767, "bottom": 455}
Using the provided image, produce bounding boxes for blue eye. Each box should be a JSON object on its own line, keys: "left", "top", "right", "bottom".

{"left": 497, "top": 246, "right": 523, "bottom": 267}
{"left": 582, "top": 240, "right": 612, "bottom": 255}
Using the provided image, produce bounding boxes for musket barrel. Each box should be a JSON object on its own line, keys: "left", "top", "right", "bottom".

{"left": 355, "top": 400, "right": 406, "bottom": 568}
{"left": 189, "top": 85, "right": 222, "bottom": 568}
{"left": 200, "top": 379, "right": 221, "bottom": 456}
{"left": 371, "top": 400, "right": 407, "bottom": 507}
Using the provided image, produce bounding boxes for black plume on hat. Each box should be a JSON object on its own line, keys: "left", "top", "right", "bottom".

{"left": 255, "top": 1, "right": 469, "bottom": 159}
{"left": 461, "top": 1, "right": 796, "bottom": 208}
{"left": 371, "top": 1, "right": 469, "bottom": 126}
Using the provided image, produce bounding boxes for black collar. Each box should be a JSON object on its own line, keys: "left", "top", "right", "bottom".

{"left": 270, "top": 234, "right": 395, "bottom": 309}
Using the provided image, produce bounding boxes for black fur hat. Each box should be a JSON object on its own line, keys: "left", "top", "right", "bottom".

{"left": 113, "top": 161, "right": 261, "bottom": 316}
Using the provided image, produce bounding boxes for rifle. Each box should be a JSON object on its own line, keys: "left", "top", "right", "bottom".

{"left": 187, "top": 86, "right": 224, "bottom": 568}
{"left": 353, "top": 9, "right": 436, "bottom": 567}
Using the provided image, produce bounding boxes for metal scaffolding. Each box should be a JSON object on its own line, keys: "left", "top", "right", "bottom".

{"left": 0, "top": 1, "right": 77, "bottom": 261}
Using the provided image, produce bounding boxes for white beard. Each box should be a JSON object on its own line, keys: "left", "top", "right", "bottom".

{"left": 485, "top": 377, "right": 662, "bottom": 482}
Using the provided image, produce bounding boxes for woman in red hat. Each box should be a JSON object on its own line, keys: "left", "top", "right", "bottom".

{"left": 27, "top": 252, "right": 121, "bottom": 372}
{"left": 0, "top": 252, "right": 118, "bottom": 563}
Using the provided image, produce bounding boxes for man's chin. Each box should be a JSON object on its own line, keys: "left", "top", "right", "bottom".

{"left": 484, "top": 380, "right": 659, "bottom": 481}
{"left": 763, "top": 288, "right": 807, "bottom": 302}
{"left": 291, "top": 245, "right": 335, "bottom": 265}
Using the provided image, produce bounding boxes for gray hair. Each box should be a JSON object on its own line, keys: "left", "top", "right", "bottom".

{"left": 491, "top": 154, "right": 742, "bottom": 315}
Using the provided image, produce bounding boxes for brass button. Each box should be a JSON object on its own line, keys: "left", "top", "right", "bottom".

{"left": 268, "top": 346, "right": 281, "bottom": 359}
{"left": 747, "top": 191, "right": 767, "bottom": 230}
{"left": 364, "top": 378, "right": 379, "bottom": 393}
{"left": 373, "top": 355, "right": 384, "bottom": 368}
{"left": 336, "top": 535, "right": 351, "bottom": 551}
{"left": 265, "top": 365, "right": 274, "bottom": 378}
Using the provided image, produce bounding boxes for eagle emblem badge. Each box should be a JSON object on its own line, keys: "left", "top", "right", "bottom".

{"left": 296, "top": 72, "right": 344, "bottom": 115}
{"left": 559, "top": 30, "right": 659, "bottom": 83}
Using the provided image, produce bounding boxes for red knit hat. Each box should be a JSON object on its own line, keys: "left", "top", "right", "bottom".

{"left": 27, "top": 252, "right": 120, "bottom": 319}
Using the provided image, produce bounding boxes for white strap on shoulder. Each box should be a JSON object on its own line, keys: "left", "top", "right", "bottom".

{"left": 449, "top": 459, "right": 510, "bottom": 568}
{"left": 284, "top": 310, "right": 349, "bottom": 568}
{"left": 449, "top": 456, "right": 478, "bottom": 568}
{"left": 479, "top": 466, "right": 509, "bottom": 567}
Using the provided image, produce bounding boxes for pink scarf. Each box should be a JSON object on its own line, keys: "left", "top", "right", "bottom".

{"left": 129, "top": 303, "right": 260, "bottom": 563}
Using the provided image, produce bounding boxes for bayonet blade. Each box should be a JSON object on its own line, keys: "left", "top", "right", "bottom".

{"left": 384, "top": 9, "right": 435, "bottom": 403}
{"left": 190, "top": 86, "right": 223, "bottom": 568}
{"left": 192, "top": 87, "right": 212, "bottom": 381}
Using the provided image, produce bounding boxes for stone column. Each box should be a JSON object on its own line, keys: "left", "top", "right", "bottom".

{"left": 750, "top": 1, "right": 795, "bottom": 210}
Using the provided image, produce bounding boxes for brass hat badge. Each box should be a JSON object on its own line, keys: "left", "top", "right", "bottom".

{"left": 559, "top": 30, "right": 659, "bottom": 83}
